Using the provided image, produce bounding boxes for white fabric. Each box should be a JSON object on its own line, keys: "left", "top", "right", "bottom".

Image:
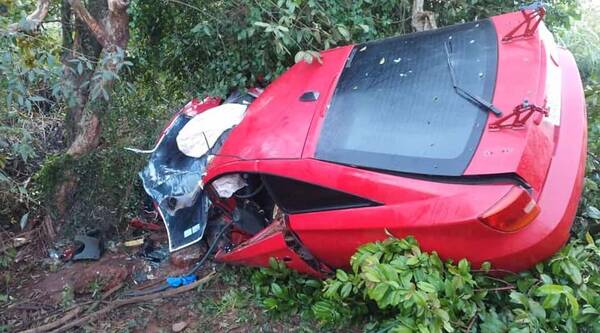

{"left": 176, "top": 103, "right": 247, "bottom": 158}
{"left": 212, "top": 174, "right": 247, "bottom": 198}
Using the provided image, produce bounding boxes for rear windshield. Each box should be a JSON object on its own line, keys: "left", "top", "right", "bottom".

{"left": 315, "top": 19, "right": 498, "bottom": 176}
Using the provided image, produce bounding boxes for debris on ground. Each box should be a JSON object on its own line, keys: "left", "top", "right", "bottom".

{"left": 129, "top": 216, "right": 163, "bottom": 232}
{"left": 171, "top": 320, "right": 188, "bottom": 332}
{"left": 124, "top": 237, "right": 145, "bottom": 247}
{"left": 72, "top": 235, "right": 103, "bottom": 261}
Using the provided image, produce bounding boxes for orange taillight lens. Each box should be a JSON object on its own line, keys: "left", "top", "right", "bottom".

{"left": 479, "top": 186, "right": 540, "bottom": 232}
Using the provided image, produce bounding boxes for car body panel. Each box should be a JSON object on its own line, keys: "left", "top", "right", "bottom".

{"left": 464, "top": 12, "right": 555, "bottom": 193}
{"left": 142, "top": 9, "right": 586, "bottom": 276}
{"left": 214, "top": 46, "right": 353, "bottom": 161}
{"left": 214, "top": 221, "right": 321, "bottom": 275}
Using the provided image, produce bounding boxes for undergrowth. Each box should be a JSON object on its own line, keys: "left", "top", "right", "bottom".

{"left": 250, "top": 235, "right": 600, "bottom": 332}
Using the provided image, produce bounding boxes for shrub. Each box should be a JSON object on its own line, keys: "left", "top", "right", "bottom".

{"left": 251, "top": 235, "right": 600, "bottom": 332}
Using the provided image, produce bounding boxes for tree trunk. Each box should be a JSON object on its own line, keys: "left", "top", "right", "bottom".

{"left": 13, "top": 0, "right": 130, "bottom": 221}
{"left": 412, "top": 0, "right": 437, "bottom": 32}
{"left": 54, "top": 0, "right": 129, "bottom": 220}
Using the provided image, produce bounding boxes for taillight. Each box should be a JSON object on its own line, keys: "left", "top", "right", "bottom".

{"left": 479, "top": 186, "right": 540, "bottom": 232}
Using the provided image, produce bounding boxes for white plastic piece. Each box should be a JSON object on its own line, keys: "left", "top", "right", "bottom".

{"left": 176, "top": 103, "right": 247, "bottom": 158}
{"left": 539, "top": 24, "right": 562, "bottom": 126}
{"left": 212, "top": 174, "right": 247, "bottom": 198}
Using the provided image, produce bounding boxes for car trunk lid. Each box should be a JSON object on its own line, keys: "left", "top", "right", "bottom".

{"left": 465, "top": 11, "right": 559, "bottom": 193}
{"left": 311, "top": 11, "right": 557, "bottom": 194}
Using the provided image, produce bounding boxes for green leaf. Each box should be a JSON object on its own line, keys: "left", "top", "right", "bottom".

{"left": 406, "top": 256, "right": 419, "bottom": 266}
{"left": 536, "top": 284, "right": 569, "bottom": 295}
{"left": 528, "top": 299, "right": 546, "bottom": 319}
{"left": 253, "top": 21, "right": 270, "bottom": 28}
{"left": 369, "top": 283, "right": 389, "bottom": 302}
{"left": 19, "top": 212, "right": 29, "bottom": 230}
{"left": 417, "top": 281, "right": 436, "bottom": 293}
{"left": 480, "top": 261, "right": 492, "bottom": 273}
{"left": 540, "top": 274, "right": 553, "bottom": 284}
{"left": 585, "top": 206, "right": 600, "bottom": 219}
{"left": 542, "top": 294, "right": 561, "bottom": 309}
{"left": 268, "top": 257, "right": 278, "bottom": 270}
{"left": 458, "top": 259, "right": 469, "bottom": 274}
{"left": 294, "top": 51, "right": 305, "bottom": 64}
{"left": 563, "top": 261, "right": 583, "bottom": 285}
{"left": 509, "top": 291, "right": 529, "bottom": 306}
{"left": 565, "top": 292, "right": 580, "bottom": 317}
{"left": 340, "top": 282, "right": 352, "bottom": 298}
{"left": 390, "top": 325, "right": 412, "bottom": 333}
{"left": 582, "top": 305, "right": 600, "bottom": 315}
{"left": 359, "top": 24, "right": 370, "bottom": 33}
{"left": 271, "top": 282, "right": 283, "bottom": 297}
{"left": 28, "top": 95, "right": 49, "bottom": 102}
{"left": 304, "top": 279, "right": 321, "bottom": 289}
{"left": 336, "top": 269, "right": 349, "bottom": 282}
{"left": 585, "top": 232, "right": 595, "bottom": 246}
{"left": 337, "top": 25, "right": 350, "bottom": 40}
{"left": 263, "top": 297, "right": 278, "bottom": 310}
{"left": 364, "top": 270, "right": 382, "bottom": 283}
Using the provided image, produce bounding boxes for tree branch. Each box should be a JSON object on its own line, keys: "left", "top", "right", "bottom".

{"left": 68, "top": 0, "right": 109, "bottom": 47}
{"left": 108, "top": 0, "right": 129, "bottom": 12}
{"left": 8, "top": 0, "right": 50, "bottom": 33}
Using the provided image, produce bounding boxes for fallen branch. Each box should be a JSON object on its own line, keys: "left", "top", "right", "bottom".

{"left": 19, "top": 306, "right": 81, "bottom": 333}
{"left": 0, "top": 235, "right": 32, "bottom": 253}
{"left": 474, "top": 285, "right": 515, "bottom": 293}
{"left": 47, "top": 271, "right": 216, "bottom": 333}
{"left": 101, "top": 282, "right": 124, "bottom": 300}
{"left": 82, "top": 283, "right": 123, "bottom": 316}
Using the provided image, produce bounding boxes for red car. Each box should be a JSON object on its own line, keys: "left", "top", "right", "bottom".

{"left": 139, "top": 7, "right": 586, "bottom": 276}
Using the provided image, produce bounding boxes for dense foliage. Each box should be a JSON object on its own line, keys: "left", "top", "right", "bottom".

{"left": 129, "top": 0, "right": 578, "bottom": 97}
{"left": 251, "top": 234, "right": 600, "bottom": 332}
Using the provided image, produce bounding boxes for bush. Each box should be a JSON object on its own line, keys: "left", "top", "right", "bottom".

{"left": 129, "top": 0, "right": 577, "bottom": 97}
{"left": 251, "top": 235, "right": 600, "bottom": 332}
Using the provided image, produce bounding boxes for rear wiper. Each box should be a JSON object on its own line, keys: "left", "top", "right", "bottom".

{"left": 444, "top": 41, "right": 502, "bottom": 117}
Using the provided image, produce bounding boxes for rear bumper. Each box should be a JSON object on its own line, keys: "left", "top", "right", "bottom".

{"left": 483, "top": 48, "right": 586, "bottom": 271}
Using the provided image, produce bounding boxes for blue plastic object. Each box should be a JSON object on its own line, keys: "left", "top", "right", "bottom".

{"left": 166, "top": 274, "right": 197, "bottom": 288}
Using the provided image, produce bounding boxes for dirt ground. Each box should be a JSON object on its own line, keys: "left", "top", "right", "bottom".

{"left": 0, "top": 221, "right": 330, "bottom": 333}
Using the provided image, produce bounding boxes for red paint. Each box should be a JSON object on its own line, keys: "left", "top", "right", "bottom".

{"left": 215, "top": 223, "right": 321, "bottom": 276}
{"left": 129, "top": 217, "right": 163, "bottom": 231}
{"left": 465, "top": 12, "right": 554, "bottom": 193}
{"left": 214, "top": 46, "right": 353, "bottom": 161}
{"left": 206, "top": 11, "right": 586, "bottom": 275}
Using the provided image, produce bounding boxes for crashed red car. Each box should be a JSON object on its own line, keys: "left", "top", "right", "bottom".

{"left": 137, "top": 8, "right": 586, "bottom": 277}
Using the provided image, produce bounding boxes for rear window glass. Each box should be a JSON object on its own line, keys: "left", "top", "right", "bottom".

{"left": 315, "top": 19, "right": 498, "bottom": 176}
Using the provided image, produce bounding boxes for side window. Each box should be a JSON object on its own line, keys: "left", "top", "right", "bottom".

{"left": 261, "top": 174, "right": 378, "bottom": 214}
